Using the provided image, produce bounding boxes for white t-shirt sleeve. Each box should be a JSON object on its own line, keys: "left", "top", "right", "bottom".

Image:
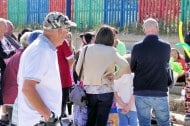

{"left": 23, "top": 48, "right": 49, "bottom": 82}
{"left": 128, "top": 74, "right": 134, "bottom": 94}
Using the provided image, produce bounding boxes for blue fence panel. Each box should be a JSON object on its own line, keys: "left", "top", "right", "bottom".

{"left": 122, "top": 0, "right": 138, "bottom": 26}
{"left": 27, "top": 0, "right": 49, "bottom": 24}
{"left": 27, "top": 0, "right": 39, "bottom": 24}
{"left": 104, "top": 0, "right": 122, "bottom": 26}
{"left": 39, "top": 0, "right": 49, "bottom": 23}
{"left": 104, "top": 0, "right": 138, "bottom": 27}
{"left": 66, "top": 0, "right": 71, "bottom": 19}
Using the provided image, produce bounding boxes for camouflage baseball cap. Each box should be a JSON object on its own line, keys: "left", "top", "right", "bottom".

{"left": 43, "top": 12, "right": 76, "bottom": 30}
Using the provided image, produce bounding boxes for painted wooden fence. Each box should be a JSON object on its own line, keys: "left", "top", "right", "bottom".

{"left": 0, "top": 0, "right": 190, "bottom": 33}
{"left": 27, "top": 0, "right": 49, "bottom": 24}
{"left": 8, "top": 0, "right": 27, "bottom": 25}
{"left": 0, "top": 0, "right": 7, "bottom": 19}
{"left": 181, "top": 0, "right": 190, "bottom": 32}
{"left": 104, "top": 0, "right": 138, "bottom": 28}
{"left": 49, "top": 0, "right": 66, "bottom": 16}
{"left": 139, "top": 0, "right": 180, "bottom": 33}
{"left": 74, "top": 0, "right": 104, "bottom": 30}
{"left": 49, "top": 0, "right": 73, "bottom": 21}
{"left": 74, "top": 0, "right": 138, "bottom": 30}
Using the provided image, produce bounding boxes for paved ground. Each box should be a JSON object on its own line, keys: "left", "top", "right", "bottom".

{"left": 0, "top": 94, "right": 185, "bottom": 126}
{"left": 170, "top": 111, "right": 184, "bottom": 126}
{"left": 169, "top": 87, "right": 185, "bottom": 126}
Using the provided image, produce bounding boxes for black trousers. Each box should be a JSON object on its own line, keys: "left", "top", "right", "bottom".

{"left": 61, "top": 87, "right": 72, "bottom": 117}
{"left": 86, "top": 92, "right": 113, "bottom": 126}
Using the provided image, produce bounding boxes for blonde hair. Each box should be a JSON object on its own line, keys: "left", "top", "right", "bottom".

{"left": 20, "top": 32, "right": 31, "bottom": 48}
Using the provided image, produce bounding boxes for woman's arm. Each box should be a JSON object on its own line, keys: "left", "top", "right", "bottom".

{"left": 114, "top": 51, "right": 131, "bottom": 79}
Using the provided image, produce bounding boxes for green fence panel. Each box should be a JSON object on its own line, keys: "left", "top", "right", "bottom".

{"left": 8, "top": 0, "right": 27, "bottom": 26}
{"left": 74, "top": 0, "right": 104, "bottom": 30}
{"left": 181, "top": 0, "right": 190, "bottom": 32}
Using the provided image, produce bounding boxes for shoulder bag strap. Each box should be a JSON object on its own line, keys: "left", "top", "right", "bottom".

{"left": 78, "top": 46, "right": 88, "bottom": 80}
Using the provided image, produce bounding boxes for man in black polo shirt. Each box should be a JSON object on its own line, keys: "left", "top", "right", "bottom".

{"left": 131, "top": 18, "right": 171, "bottom": 126}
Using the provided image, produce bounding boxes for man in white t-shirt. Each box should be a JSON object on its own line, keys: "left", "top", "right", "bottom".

{"left": 16, "top": 12, "right": 76, "bottom": 126}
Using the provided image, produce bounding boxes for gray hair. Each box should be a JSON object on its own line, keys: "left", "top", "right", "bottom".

{"left": 143, "top": 18, "right": 159, "bottom": 31}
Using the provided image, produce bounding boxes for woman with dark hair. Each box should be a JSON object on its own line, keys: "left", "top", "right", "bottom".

{"left": 76, "top": 25, "right": 130, "bottom": 126}
{"left": 72, "top": 31, "right": 95, "bottom": 126}
{"left": 73, "top": 32, "right": 95, "bottom": 83}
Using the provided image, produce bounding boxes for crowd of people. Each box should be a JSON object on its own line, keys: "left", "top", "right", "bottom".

{"left": 0, "top": 11, "right": 189, "bottom": 126}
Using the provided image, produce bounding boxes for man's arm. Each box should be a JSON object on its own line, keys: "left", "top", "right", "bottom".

{"left": 63, "top": 40, "right": 75, "bottom": 68}
{"left": 22, "top": 80, "right": 51, "bottom": 121}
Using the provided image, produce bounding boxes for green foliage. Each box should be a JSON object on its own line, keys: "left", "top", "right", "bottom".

{"left": 14, "top": 21, "right": 179, "bottom": 36}
{"left": 14, "top": 24, "right": 42, "bottom": 33}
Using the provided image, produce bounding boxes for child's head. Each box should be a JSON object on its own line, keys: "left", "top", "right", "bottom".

{"left": 170, "top": 48, "right": 184, "bottom": 61}
{"left": 171, "top": 48, "right": 180, "bottom": 60}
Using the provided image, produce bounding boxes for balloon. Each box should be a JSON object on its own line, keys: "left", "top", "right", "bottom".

{"left": 178, "top": 21, "right": 190, "bottom": 57}
{"left": 176, "top": 43, "right": 190, "bottom": 50}
{"left": 169, "top": 57, "right": 184, "bottom": 75}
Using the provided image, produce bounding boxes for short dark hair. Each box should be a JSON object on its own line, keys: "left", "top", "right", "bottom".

{"left": 95, "top": 25, "right": 114, "bottom": 46}
{"left": 18, "top": 28, "right": 32, "bottom": 42}
{"left": 85, "top": 33, "right": 94, "bottom": 44}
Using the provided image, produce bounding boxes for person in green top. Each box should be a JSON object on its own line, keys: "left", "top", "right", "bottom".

{"left": 169, "top": 57, "right": 184, "bottom": 75}
{"left": 112, "top": 28, "right": 126, "bottom": 56}
{"left": 116, "top": 39, "right": 126, "bottom": 56}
